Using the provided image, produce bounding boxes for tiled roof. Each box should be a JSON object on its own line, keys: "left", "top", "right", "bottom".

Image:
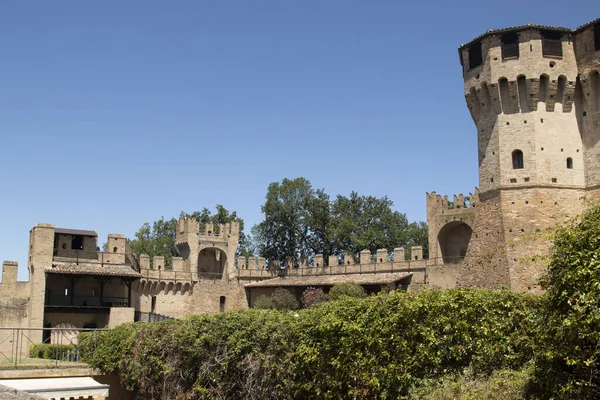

{"left": 48, "top": 263, "right": 141, "bottom": 278}
{"left": 460, "top": 17, "right": 600, "bottom": 50}
{"left": 575, "top": 17, "right": 600, "bottom": 32}
{"left": 55, "top": 228, "right": 97, "bottom": 236}
{"left": 459, "top": 23, "right": 572, "bottom": 50}
{"left": 244, "top": 272, "right": 412, "bottom": 288}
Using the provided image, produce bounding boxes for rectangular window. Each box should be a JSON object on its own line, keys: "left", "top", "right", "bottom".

{"left": 541, "top": 31, "right": 563, "bottom": 58}
{"left": 501, "top": 33, "right": 519, "bottom": 59}
{"left": 594, "top": 23, "right": 600, "bottom": 51}
{"left": 219, "top": 296, "right": 226, "bottom": 312}
{"left": 469, "top": 42, "right": 483, "bottom": 69}
{"left": 71, "top": 235, "right": 84, "bottom": 250}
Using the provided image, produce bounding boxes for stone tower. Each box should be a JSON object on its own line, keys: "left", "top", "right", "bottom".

{"left": 453, "top": 20, "right": 600, "bottom": 292}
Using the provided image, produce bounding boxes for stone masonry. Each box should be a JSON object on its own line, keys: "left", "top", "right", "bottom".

{"left": 429, "top": 18, "right": 600, "bottom": 292}
{"left": 0, "top": 18, "right": 599, "bottom": 338}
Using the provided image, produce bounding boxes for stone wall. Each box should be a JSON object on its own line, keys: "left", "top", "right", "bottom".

{"left": 0, "top": 262, "right": 29, "bottom": 301}
{"left": 44, "top": 312, "right": 109, "bottom": 330}
{"left": 108, "top": 307, "right": 135, "bottom": 328}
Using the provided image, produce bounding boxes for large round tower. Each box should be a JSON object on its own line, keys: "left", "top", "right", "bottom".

{"left": 457, "top": 23, "right": 594, "bottom": 292}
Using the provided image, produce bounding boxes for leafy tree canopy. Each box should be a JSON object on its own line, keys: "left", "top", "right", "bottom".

{"left": 252, "top": 177, "right": 428, "bottom": 265}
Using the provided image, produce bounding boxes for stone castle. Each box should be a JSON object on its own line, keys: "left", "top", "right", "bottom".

{"left": 1, "top": 18, "right": 599, "bottom": 346}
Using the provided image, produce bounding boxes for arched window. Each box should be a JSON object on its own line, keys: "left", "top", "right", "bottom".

{"left": 567, "top": 157, "right": 573, "bottom": 169}
{"left": 512, "top": 150, "right": 524, "bottom": 169}
{"left": 113, "top": 247, "right": 117, "bottom": 253}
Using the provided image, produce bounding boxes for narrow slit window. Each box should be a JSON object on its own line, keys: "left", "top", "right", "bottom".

{"left": 541, "top": 31, "right": 563, "bottom": 58}
{"left": 567, "top": 157, "right": 573, "bottom": 169}
{"left": 594, "top": 23, "right": 600, "bottom": 51}
{"left": 512, "top": 150, "right": 524, "bottom": 169}
{"left": 219, "top": 296, "right": 226, "bottom": 312}
{"left": 556, "top": 75, "right": 567, "bottom": 104}
{"left": 517, "top": 75, "right": 529, "bottom": 112}
{"left": 501, "top": 32, "right": 519, "bottom": 59}
{"left": 469, "top": 42, "right": 483, "bottom": 69}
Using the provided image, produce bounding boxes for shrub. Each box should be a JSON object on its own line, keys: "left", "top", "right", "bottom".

{"left": 29, "top": 343, "right": 76, "bottom": 360}
{"left": 408, "top": 366, "right": 533, "bottom": 400}
{"left": 84, "top": 288, "right": 539, "bottom": 399}
{"left": 278, "top": 288, "right": 539, "bottom": 399}
{"left": 328, "top": 282, "right": 366, "bottom": 300}
{"left": 81, "top": 310, "right": 293, "bottom": 398}
{"left": 253, "top": 288, "right": 299, "bottom": 311}
{"left": 532, "top": 203, "right": 600, "bottom": 398}
{"left": 253, "top": 295, "right": 274, "bottom": 310}
{"left": 301, "top": 287, "right": 328, "bottom": 308}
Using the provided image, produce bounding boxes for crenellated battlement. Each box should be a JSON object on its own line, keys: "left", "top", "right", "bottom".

{"left": 176, "top": 218, "right": 240, "bottom": 245}
{"left": 232, "top": 245, "right": 460, "bottom": 286}
{"left": 1, "top": 261, "right": 20, "bottom": 284}
{"left": 236, "top": 246, "right": 425, "bottom": 271}
{"left": 0, "top": 261, "right": 30, "bottom": 299}
{"left": 426, "top": 189, "right": 480, "bottom": 212}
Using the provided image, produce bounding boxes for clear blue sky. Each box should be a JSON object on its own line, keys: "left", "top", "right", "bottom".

{"left": 0, "top": 1, "right": 595, "bottom": 280}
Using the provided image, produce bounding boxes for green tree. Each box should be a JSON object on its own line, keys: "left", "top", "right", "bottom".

{"left": 253, "top": 178, "right": 324, "bottom": 266}
{"left": 406, "top": 221, "right": 429, "bottom": 258}
{"left": 330, "top": 192, "right": 411, "bottom": 256}
{"left": 129, "top": 217, "right": 178, "bottom": 268}
{"left": 253, "top": 178, "right": 428, "bottom": 265}
{"left": 532, "top": 203, "right": 600, "bottom": 398}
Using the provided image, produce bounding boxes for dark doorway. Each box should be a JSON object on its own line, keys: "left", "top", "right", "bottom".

{"left": 438, "top": 222, "right": 473, "bottom": 264}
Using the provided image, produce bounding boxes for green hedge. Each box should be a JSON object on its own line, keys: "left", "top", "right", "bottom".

{"left": 80, "top": 288, "right": 540, "bottom": 399}
{"left": 29, "top": 343, "right": 76, "bottom": 360}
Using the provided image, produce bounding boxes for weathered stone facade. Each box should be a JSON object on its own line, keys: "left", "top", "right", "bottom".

{"left": 0, "top": 222, "right": 430, "bottom": 337}
{"left": 429, "top": 18, "right": 600, "bottom": 292}
{"left": 1, "top": 18, "right": 599, "bottom": 337}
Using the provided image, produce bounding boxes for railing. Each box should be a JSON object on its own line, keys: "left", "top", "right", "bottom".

{"left": 0, "top": 327, "right": 108, "bottom": 369}
{"left": 134, "top": 312, "right": 174, "bottom": 323}
{"left": 46, "top": 295, "right": 129, "bottom": 308}
{"left": 236, "top": 256, "right": 465, "bottom": 279}
{"left": 52, "top": 248, "right": 137, "bottom": 268}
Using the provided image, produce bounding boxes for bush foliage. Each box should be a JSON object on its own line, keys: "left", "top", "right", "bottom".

{"left": 81, "top": 288, "right": 539, "bottom": 399}
{"left": 29, "top": 343, "right": 75, "bottom": 360}
{"left": 328, "top": 282, "right": 367, "bottom": 301}
{"left": 531, "top": 204, "right": 600, "bottom": 398}
{"left": 301, "top": 287, "right": 328, "bottom": 308}
{"left": 80, "top": 203, "right": 600, "bottom": 399}
{"left": 253, "top": 288, "right": 300, "bottom": 311}
{"left": 407, "top": 366, "right": 533, "bottom": 400}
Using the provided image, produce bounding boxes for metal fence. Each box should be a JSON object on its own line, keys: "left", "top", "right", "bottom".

{"left": 134, "top": 312, "right": 174, "bottom": 323}
{"left": 0, "top": 327, "right": 108, "bottom": 369}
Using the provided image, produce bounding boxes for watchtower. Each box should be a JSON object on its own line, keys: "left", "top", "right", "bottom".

{"left": 454, "top": 21, "right": 600, "bottom": 292}
{"left": 175, "top": 218, "right": 240, "bottom": 280}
